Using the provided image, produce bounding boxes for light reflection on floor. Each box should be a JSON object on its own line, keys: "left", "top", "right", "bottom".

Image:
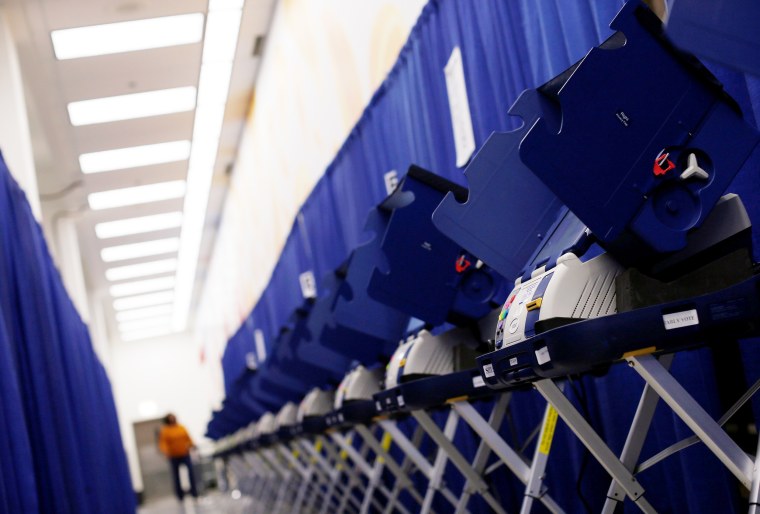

{"left": 138, "top": 491, "right": 253, "bottom": 514}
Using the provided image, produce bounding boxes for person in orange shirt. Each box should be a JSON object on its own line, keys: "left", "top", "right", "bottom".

{"left": 158, "top": 413, "right": 198, "bottom": 501}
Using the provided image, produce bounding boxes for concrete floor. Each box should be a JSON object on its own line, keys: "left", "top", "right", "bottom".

{"left": 138, "top": 491, "right": 253, "bottom": 514}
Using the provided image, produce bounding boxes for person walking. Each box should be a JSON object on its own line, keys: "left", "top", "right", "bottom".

{"left": 158, "top": 413, "right": 199, "bottom": 501}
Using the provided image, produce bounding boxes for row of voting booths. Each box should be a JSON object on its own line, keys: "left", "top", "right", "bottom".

{"left": 208, "top": 1, "right": 760, "bottom": 513}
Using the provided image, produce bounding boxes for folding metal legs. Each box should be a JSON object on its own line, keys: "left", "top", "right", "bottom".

{"left": 749, "top": 436, "right": 760, "bottom": 514}
{"left": 450, "top": 393, "right": 564, "bottom": 513}
{"left": 319, "top": 434, "right": 369, "bottom": 514}
{"left": 629, "top": 355, "right": 754, "bottom": 487}
{"left": 412, "top": 409, "right": 506, "bottom": 513}
{"left": 534, "top": 378, "right": 657, "bottom": 514}
{"left": 330, "top": 429, "right": 413, "bottom": 514}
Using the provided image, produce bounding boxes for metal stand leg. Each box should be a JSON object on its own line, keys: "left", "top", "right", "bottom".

{"left": 629, "top": 355, "right": 754, "bottom": 489}
{"left": 382, "top": 425, "right": 425, "bottom": 514}
{"left": 354, "top": 424, "right": 424, "bottom": 506}
{"left": 379, "top": 417, "right": 461, "bottom": 509}
{"left": 452, "top": 394, "right": 510, "bottom": 514}
{"left": 601, "top": 354, "right": 674, "bottom": 514}
{"left": 749, "top": 435, "right": 760, "bottom": 514}
{"left": 534, "top": 379, "right": 657, "bottom": 514}
{"left": 330, "top": 431, "right": 399, "bottom": 513}
{"left": 302, "top": 438, "right": 348, "bottom": 514}
{"left": 413, "top": 409, "right": 504, "bottom": 513}
{"left": 519, "top": 402, "right": 564, "bottom": 514}
{"left": 320, "top": 435, "right": 367, "bottom": 514}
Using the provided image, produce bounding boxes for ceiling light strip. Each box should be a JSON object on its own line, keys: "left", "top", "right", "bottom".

{"left": 106, "top": 258, "right": 178, "bottom": 282}
{"left": 95, "top": 211, "right": 183, "bottom": 239}
{"left": 109, "top": 276, "right": 176, "bottom": 298}
{"left": 172, "top": 3, "right": 243, "bottom": 332}
{"left": 51, "top": 13, "right": 205, "bottom": 60}
{"left": 88, "top": 180, "right": 186, "bottom": 210}
{"left": 80, "top": 140, "right": 191, "bottom": 174}
{"left": 115, "top": 303, "right": 174, "bottom": 322}
{"left": 68, "top": 86, "right": 197, "bottom": 126}
{"left": 114, "top": 291, "right": 175, "bottom": 311}
{"left": 101, "top": 237, "right": 179, "bottom": 263}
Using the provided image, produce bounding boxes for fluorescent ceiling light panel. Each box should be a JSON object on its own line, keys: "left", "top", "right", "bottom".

{"left": 95, "top": 212, "right": 183, "bottom": 239}
{"left": 115, "top": 304, "right": 174, "bottom": 322}
{"left": 109, "top": 276, "right": 176, "bottom": 298}
{"left": 80, "top": 140, "right": 191, "bottom": 174}
{"left": 101, "top": 237, "right": 179, "bottom": 263}
{"left": 202, "top": 10, "right": 242, "bottom": 63}
{"left": 197, "top": 62, "right": 233, "bottom": 105}
{"left": 68, "top": 86, "right": 197, "bottom": 126}
{"left": 209, "top": 0, "right": 245, "bottom": 10}
{"left": 114, "top": 291, "right": 175, "bottom": 311}
{"left": 88, "top": 180, "right": 186, "bottom": 210}
{"left": 118, "top": 316, "right": 172, "bottom": 333}
{"left": 106, "top": 258, "right": 178, "bottom": 282}
{"left": 121, "top": 327, "right": 173, "bottom": 342}
{"left": 173, "top": 2, "right": 242, "bottom": 332}
{"left": 51, "top": 13, "right": 204, "bottom": 60}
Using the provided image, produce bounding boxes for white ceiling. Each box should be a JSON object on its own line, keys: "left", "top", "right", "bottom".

{"left": 1, "top": 0, "right": 277, "bottom": 341}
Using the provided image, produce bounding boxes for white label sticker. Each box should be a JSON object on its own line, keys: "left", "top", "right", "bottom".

{"left": 245, "top": 352, "right": 258, "bottom": 370}
{"left": 375, "top": 401, "right": 382, "bottom": 411}
{"left": 397, "top": 395, "right": 405, "bottom": 407}
{"left": 472, "top": 375, "right": 486, "bottom": 388}
{"left": 254, "top": 329, "right": 267, "bottom": 363}
{"left": 662, "top": 309, "right": 699, "bottom": 330}
{"left": 299, "top": 271, "right": 317, "bottom": 299}
{"left": 535, "top": 346, "right": 551, "bottom": 365}
{"left": 384, "top": 170, "right": 399, "bottom": 195}
{"left": 482, "top": 363, "right": 495, "bottom": 378}
{"left": 509, "top": 357, "right": 518, "bottom": 367}
{"left": 444, "top": 46, "right": 476, "bottom": 167}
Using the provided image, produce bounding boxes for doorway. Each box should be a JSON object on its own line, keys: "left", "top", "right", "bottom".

{"left": 133, "top": 418, "right": 173, "bottom": 503}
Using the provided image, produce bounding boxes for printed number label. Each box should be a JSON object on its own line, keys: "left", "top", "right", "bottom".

{"left": 482, "top": 363, "right": 495, "bottom": 378}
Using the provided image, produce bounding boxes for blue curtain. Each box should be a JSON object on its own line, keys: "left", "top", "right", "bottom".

{"left": 216, "top": 1, "right": 760, "bottom": 512}
{"left": 0, "top": 154, "right": 135, "bottom": 514}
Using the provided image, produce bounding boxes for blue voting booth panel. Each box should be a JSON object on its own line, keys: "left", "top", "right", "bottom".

{"left": 667, "top": 0, "right": 760, "bottom": 78}
{"left": 306, "top": 232, "right": 409, "bottom": 364}
{"left": 300, "top": 268, "right": 388, "bottom": 368}
{"left": 262, "top": 305, "right": 348, "bottom": 394}
{"left": 367, "top": 165, "right": 505, "bottom": 325}
{"left": 520, "top": 1, "right": 760, "bottom": 258}
{"left": 332, "top": 231, "right": 410, "bottom": 352}
{"left": 432, "top": 89, "right": 567, "bottom": 281}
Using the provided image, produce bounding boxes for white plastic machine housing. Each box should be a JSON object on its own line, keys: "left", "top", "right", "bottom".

{"left": 334, "top": 365, "right": 384, "bottom": 409}
{"left": 297, "top": 388, "right": 335, "bottom": 421}
{"left": 274, "top": 401, "right": 298, "bottom": 430}
{"left": 384, "top": 329, "right": 461, "bottom": 389}
{"left": 385, "top": 338, "right": 415, "bottom": 390}
{"left": 255, "top": 411, "right": 277, "bottom": 437}
{"left": 496, "top": 252, "right": 623, "bottom": 349}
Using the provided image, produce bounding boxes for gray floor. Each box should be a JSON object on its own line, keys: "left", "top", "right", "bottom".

{"left": 138, "top": 491, "right": 253, "bottom": 514}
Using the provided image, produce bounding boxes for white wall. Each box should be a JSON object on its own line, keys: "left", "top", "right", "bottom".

{"left": 0, "top": 11, "right": 40, "bottom": 220}
{"left": 196, "top": 0, "right": 427, "bottom": 405}
{"left": 109, "top": 332, "right": 214, "bottom": 492}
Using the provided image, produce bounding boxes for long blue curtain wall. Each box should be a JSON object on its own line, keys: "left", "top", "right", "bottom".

{"left": 0, "top": 154, "right": 135, "bottom": 513}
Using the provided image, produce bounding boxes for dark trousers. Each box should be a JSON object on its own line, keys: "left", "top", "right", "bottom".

{"left": 169, "top": 455, "right": 198, "bottom": 500}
